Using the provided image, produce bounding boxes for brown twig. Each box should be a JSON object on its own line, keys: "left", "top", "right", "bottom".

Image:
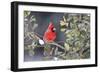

{"left": 48, "top": 42, "right": 65, "bottom": 50}
{"left": 26, "top": 32, "right": 67, "bottom": 53}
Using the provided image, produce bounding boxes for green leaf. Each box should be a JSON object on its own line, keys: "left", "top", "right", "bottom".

{"left": 64, "top": 43, "right": 70, "bottom": 51}
{"left": 24, "top": 11, "right": 30, "bottom": 17}
{"left": 60, "top": 28, "right": 66, "bottom": 32}
{"left": 30, "top": 15, "right": 36, "bottom": 22}
{"left": 72, "top": 47, "right": 80, "bottom": 52}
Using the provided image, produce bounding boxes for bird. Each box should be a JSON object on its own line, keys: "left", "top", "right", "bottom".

{"left": 43, "top": 22, "right": 56, "bottom": 43}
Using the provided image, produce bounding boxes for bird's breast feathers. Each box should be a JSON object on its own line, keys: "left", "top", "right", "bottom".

{"left": 43, "top": 31, "right": 56, "bottom": 42}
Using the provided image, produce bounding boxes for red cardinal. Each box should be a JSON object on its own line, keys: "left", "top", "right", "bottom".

{"left": 43, "top": 22, "right": 56, "bottom": 43}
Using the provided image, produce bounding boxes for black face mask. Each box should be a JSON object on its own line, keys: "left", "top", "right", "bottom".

{"left": 52, "top": 28, "right": 56, "bottom": 32}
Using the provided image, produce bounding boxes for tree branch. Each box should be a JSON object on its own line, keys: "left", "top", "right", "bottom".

{"left": 26, "top": 32, "right": 67, "bottom": 52}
